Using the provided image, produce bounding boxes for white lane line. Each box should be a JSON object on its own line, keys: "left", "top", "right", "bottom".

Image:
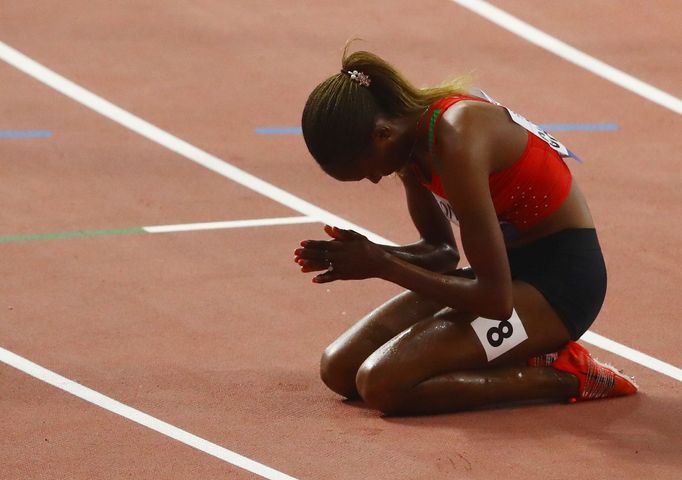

{"left": 143, "top": 216, "right": 318, "bottom": 234}
{"left": 450, "top": 0, "right": 682, "bottom": 116}
{"left": 0, "top": 41, "right": 391, "bottom": 246}
{"left": 0, "top": 347, "right": 298, "bottom": 480}
{"left": 446, "top": 1, "right": 682, "bottom": 379}
{"left": 0, "top": 43, "right": 679, "bottom": 384}
{"left": 582, "top": 331, "right": 682, "bottom": 381}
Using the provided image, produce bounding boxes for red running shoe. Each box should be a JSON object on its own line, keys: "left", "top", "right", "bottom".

{"left": 552, "top": 341, "right": 638, "bottom": 402}
{"left": 527, "top": 351, "right": 559, "bottom": 367}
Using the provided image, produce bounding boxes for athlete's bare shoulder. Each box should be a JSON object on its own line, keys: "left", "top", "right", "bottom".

{"left": 435, "top": 100, "right": 527, "bottom": 173}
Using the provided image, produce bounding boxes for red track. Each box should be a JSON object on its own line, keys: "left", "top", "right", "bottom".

{"left": 1, "top": 1, "right": 680, "bottom": 478}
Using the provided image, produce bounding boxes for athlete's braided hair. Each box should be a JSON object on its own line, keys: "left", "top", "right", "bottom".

{"left": 301, "top": 41, "right": 469, "bottom": 176}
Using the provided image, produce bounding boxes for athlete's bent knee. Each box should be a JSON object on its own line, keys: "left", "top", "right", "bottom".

{"left": 320, "top": 345, "right": 360, "bottom": 399}
{"left": 355, "top": 362, "right": 404, "bottom": 415}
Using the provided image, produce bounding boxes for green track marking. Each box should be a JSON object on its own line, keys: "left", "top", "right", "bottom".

{"left": 0, "top": 217, "right": 318, "bottom": 244}
{"left": 0, "top": 227, "right": 145, "bottom": 243}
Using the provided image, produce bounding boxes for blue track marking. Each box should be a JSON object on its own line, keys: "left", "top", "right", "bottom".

{"left": 256, "top": 127, "right": 303, "bottom": 135}
{"left": 256, "top": 124, "right": 618, "bottom": 134}
{"left": 0, "top": 130, "right": 52, "bottom": 138}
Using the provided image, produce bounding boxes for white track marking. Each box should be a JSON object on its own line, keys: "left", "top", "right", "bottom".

{"left": 0, "top": 347, "right": 298, "bottom": 480}
{"left": 582, "top": 331, "right": 682, "bottom": 381}
{"left": 444, "top": 0, "right": 682, "bottom": 378}
{"left": 450, "top": 0, "right": 682, "bottom": 116}
{"left": 0, "top": 42, "right": 391, "bottom": 246}
{"left": 143, "top": 216, "right": 318, "bottom": 234}
{"left": 0, "top": 41, "right": 678, "bottom": 389}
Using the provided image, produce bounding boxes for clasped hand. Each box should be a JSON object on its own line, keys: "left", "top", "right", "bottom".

{"left": 294, "top": 225, "right": 389, "bottom": 283}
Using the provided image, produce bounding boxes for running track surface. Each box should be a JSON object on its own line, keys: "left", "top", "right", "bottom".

{"left": 1, "top": 1, "right": 680, "bottom": 479}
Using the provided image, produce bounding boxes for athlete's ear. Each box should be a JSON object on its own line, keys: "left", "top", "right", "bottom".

{"left": 371, "top": 116, "right": 394, "bottom": 143}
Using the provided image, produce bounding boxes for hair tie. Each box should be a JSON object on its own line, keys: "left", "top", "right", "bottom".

{"left": 344, "top": 69, "right": 371, "bottom": 87}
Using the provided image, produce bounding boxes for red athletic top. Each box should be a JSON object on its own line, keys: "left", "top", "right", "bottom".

{"left": 412, "top": 95, "right": 573, "bottom": 242}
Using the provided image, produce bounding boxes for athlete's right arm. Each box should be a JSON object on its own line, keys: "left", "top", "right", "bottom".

{"left": 378, "top": 170, "right": 459, "bottom": 272}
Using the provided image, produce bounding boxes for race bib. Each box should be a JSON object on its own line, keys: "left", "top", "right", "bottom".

{"left": 470, "top": 311, "right": 528, "bottom": 362}
{"left": 473, "top": 89, "right": 581, "bottom": 162}
{"left": 432, "top": 192, "right": 459, "bottom": 225}
{"left": 505, "top": 108, "right": 570, "bottom": 157}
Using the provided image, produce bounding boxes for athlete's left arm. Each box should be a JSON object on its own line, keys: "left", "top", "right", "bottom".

{"left": 373, "top": 102, "right": 518, "bottom": 319}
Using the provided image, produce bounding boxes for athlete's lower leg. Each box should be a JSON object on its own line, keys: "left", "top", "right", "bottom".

{"left": 363, "top": 340, "right": 638, "bottom": 415}
{"left": 362, "top": 365, "right": 579, "bottom": 416}
{"left": 320, "top": 290, "right": 445, "bottom": 398}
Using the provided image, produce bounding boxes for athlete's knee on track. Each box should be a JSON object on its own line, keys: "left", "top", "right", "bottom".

{"left": 320, "top": 344, "right": 360, "bottom": 399}
{"left": 355, "top": 358, "right": 406, "bottom": 415}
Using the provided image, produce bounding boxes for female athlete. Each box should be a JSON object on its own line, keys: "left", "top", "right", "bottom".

{"left": 294, "top": 46, "right": 637, "bottom": 415}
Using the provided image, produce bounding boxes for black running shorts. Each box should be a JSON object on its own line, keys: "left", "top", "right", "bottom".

{"left": 507, "top": 228, "right": 607, "bottom": 340}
